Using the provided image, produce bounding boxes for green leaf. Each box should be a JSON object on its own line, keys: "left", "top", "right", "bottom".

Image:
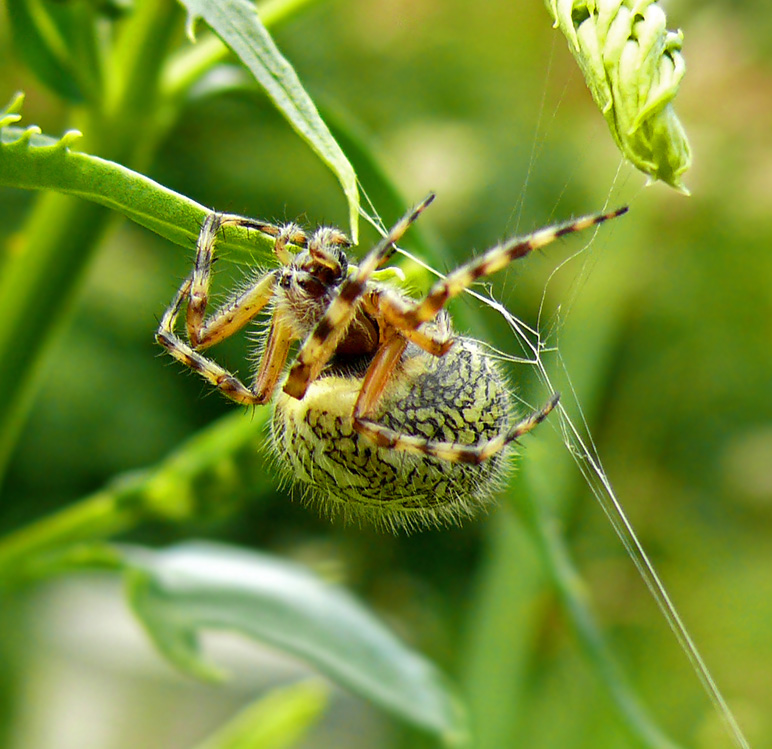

{"left": 125, "top": 541, "right": 468, "bottom": 744}
{"left": 177, "top": 0, "right": 360, "bottom": 241}
{"left": 193, "top": 680, "right": 329, "bottom": 749}
{"left": 0, "top": 100, "right": 275, "bottom": 263}
{"left": 546, "top": 0, "right": 691, "bottom": 192}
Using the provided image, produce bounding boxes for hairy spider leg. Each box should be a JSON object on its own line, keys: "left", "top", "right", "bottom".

{"left": 187, "top": 214, "right": 305, "bottom": 348}
{"left": 354, "top": 388, "right": 560, "bottom": 465}
{"left": 159, "top": 202, "right": 626, "bottom": 463}
{"left": 348, "top": 207, "right": 627, "bottom": 464}
{"left": 350, "top": 292, "right": 561, "bottom": 464}
{"left": 246, "top": 219, "right": 309, "bottom": 265}
{"left": 283, "top": 194, "right": 436, "bottom": 399}
{"left": 401, "top": 207, "right": 628, "bottom": 331}
{"left": 156, "top": 213, "right": 301, "bottom": 405}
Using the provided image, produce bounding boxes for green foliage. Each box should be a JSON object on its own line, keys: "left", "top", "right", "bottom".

{"left": 180, "top": 0, "right": 360, "bottom": 239}
{"left": 192, "top": 679, "right": 330, "bottom": 749}
{"left": 6, "top": 0, "right": 90, "bottom": 102}
{"left": 126, "top": 542, "right": 468, "bottom": 740}
{"left": 0, "top": 1, "right": 766, "bottom": 748}
{"left": 0, "top": 1, "right": 465, "bottom": 744}
{"left": 0, "top": 96, "right": 274, "bottom": 259}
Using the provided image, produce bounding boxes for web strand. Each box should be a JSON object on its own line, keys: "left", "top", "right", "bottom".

{"left": 330, "top": 176, "right": 749, "bottom": 748}
{"left": 490, "top": 220, "right": 751, "bottom": 749}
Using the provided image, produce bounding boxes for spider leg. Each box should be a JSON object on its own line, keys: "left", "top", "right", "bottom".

{"left": 186, "top": 213, "right": 302, "bottom": 348}
{"left": 156, "top": 212, "right": 299, "bottom": 405}
{"left": 156, "top": 286, "right": 295, "bottom": 406}
{"left": 283, "top": 194, "right": 436, "bottom": 399}
{"left": 370, "top": 290, "right": 453, "bottom": 357}
{"left": 355, "top": 389, "right": 560, "bottom": 464}
{"left": 352, "top": 335, "right": 409, "bottom": 420}
{"left": 350, "top": 210, "right": 622, "bottom": 460}
{"left": 394, "top": 207, "right": 628, "bottom": 331}
{"left": 156, "top": 290, "right": 264, "bottom": 406}
{"left": 348, "top": 296, "right": 560, "bottom": 465}
{"left": 348, "top": 208, "right": 622, "bottom": 463}
{"left": 192, "top": 273, "right": 277, "bottom": 350}
{"left": 245, "top": 220, "right": 309, "bottom": 265}
{"left": 251, "top": 319, "right": 295, "bottom": 402}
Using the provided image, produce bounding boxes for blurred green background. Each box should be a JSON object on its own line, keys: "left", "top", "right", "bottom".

{"left": 1, "top": 0, "right": 771, "bottom": 747}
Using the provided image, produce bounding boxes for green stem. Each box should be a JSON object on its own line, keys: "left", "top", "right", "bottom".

{"left": 0, "top": 481, "right": 143, "bottom": 594}
{"left": 0, "top": 195, "right": 114, "bottom": 476}
{"left": 0, "top": 407, "right": 272, "bottom": 593}
{"left": 0, "top": 0, "right": 323, "bottom": 585}
{"left": 518, "top": 471, "right": 682, "bottom": 749}
{"left": 0, "top": 0, "right": 182, "bottom": 486}
{"left": 0, "top": 0, "right": 326, "bottom": 488}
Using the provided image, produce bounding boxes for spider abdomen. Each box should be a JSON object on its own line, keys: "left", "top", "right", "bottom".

{"left": 272, "top": 338, "right": 513, "bottom": 530}
{"left": 159, "top": 200, "right": 619, "bottom": 529}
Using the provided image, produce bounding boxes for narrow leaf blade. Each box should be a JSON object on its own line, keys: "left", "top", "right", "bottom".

{"left": 178, "top": 0, "right": 360, "bottom": 240}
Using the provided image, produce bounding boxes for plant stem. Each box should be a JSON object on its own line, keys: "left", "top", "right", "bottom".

{"left": 0, "top": 407, "right": 272, "bottom": 593}
{"left": 0, "top": 0, "right": 182, "bottom": 486}
{"left": 0, "top": 481, "right": 143, "bottom": 594}
{"left": 0, "top": 0, "right": 321, "bottom": 488}
{"left": 0, "top": 195, "right": 113, "bottom": 477}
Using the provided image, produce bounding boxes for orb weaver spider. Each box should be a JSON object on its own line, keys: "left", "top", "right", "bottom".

{"left": 156, "top": 195, "right": 626, "bottom": 530}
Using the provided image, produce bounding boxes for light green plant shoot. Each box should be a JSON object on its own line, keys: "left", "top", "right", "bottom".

{"left": 546, "top": 0, "right": 691, "bottom": 192}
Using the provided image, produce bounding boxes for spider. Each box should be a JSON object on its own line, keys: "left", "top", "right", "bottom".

{"left": 156, "top": 195, "right": 626, "bottom": 531}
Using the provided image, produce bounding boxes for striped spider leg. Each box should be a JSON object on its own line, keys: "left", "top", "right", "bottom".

{"left": 157, "top": 198, "right": 627, "bottom": 529}
{"left": 156, "top": 211, "right": 348, "bottom": 406}
{"left": 282, "top": 199, "right": 628, "bottom": 466}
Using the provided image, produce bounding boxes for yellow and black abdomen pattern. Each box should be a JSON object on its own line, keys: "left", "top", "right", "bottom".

{"left": 272, "top": 339, "right": 513, "bottom": 530}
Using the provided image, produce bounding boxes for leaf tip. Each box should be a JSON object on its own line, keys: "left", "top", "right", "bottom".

{"left": 60, "top": 129, "right": 83, "bottom": 148}
{"left": 185, "top": 12, "right": 200, "bottom": 44}
{"left": 5, "top": 91, "right": 26, "bottom": 116}
{"left": 0, "top": 92, "right": 26, "bottom": 129}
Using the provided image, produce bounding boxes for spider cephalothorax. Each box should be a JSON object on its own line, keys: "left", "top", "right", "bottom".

{"left": 274, "top": 227, "right": 351, "bottom": 337}
{"left": 157, "top": 196, "right": 626, "bottom": 530}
